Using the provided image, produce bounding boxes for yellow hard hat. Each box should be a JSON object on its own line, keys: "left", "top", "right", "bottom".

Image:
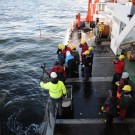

{"left": 88, "top": 46, "right": 93, "bottom": 51}
{"left": 122, "top": 85, "right": 131, "bottom": 92}
{"left": 84, "top": 50, "right": 90, "bottom": 55}
{"left": 61, "top": 45, "right": 65, "bottom": 50}
{"left": 119, "top": 55, "right": 125, "bottom": 59}
{"left": 81, "top": 40, "right": 86, "bottom": 44}
{"left": 58, "top": 44, "right": 63, "bottom": 49}
{"left": 71, "top": 45, "right": 76, "bottom": 50}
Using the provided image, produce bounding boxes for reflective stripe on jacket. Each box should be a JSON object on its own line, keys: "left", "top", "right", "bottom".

{"left": 40, "top": 81, "right": 66, "bottom": 99}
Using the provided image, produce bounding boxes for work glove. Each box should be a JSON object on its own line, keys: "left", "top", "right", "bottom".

{"left": 115, "top": 81, "right": 120, "bottom": 86}
{"left": 101, "top": 106, "right": 105, "bottom": 112}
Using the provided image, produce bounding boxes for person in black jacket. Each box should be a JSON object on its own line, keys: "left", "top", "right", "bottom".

{"left": 71, "top": 45, "right": 80, "bottom": 77}
{"left": 101, "top": 92, "right": 119, "bottom": 124}
{"left": 83, "top": 50, "right": 93, "bottom": 82}
{"left": 119, "top": 85, "right": 132, "bottom": 120}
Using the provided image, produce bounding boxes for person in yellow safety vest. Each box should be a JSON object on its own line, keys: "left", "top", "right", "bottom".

{"left": 98, "top": 22, "right": 104, "bottom": 38}
{"left": 40, "top": 72, "right": 67, "bottom": 116}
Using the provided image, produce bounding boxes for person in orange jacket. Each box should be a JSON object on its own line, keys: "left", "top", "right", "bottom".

{"left": 83, "top": 50, "right": 93, "bottom": 81}
{"left": 70, "top": 45, "right": 80, "bottom": 77}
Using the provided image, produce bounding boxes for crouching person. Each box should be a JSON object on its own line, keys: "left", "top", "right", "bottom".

{"left": 40, "top": 72, "right": 67, "bottom": 116}
{"left": 101, "top": 92, "right": 119, "bottom": 124}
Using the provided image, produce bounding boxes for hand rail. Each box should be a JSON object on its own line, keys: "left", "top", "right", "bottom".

{"left": 40, "top": 98, "right": 51, "bottom": 135}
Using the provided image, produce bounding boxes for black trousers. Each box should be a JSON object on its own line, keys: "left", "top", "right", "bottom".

{"left": 112, "top": 73, "right": 122, "bottom": 84}
{"left": 106, "top": 113, "right": 113, "bottom": 123}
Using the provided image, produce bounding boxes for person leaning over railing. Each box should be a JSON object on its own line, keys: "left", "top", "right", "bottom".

{"left": 40, "top": 72, "right": 67, "bottom": 116}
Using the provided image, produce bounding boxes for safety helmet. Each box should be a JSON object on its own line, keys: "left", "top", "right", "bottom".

{"left": 61, "top": 45, "right": 65, "bottom": 50}
{"left": 119, "top": 55, "right": 125, "bottom": 59}
{"left": 81, "top": 40, "right": 86, "bottom": 44}
{"left": 88, "top": 46, "right": 93, "bottom": 51}
{"left": 122, "top": 85, "right": 131, "bottom": 92}
{"left": 54, "top": 61, "right": 59, "bottom": 66}
{"left": 58, "top": 44, "right": 63, "bottom": 49}
{"left": 122, "top": 72, "right": 129, "bottom": 79}
{"left": 71, "top": 45, "right": 76, "bottom": 50}
{"left": 84, "top": 50, "right": 90, "bottom": 55}
{"left": 50, "top": 72, "right": 57, "bottom": 78}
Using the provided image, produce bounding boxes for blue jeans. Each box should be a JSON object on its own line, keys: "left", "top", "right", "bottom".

{"left": 50, "top": 97, "right": 62, "bottom": 116}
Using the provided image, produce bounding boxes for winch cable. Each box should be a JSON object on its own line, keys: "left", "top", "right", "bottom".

{"left": 33, "top": 0, "right": 42, "bottom": 38}
{"left": 33, "top": 2, "right": 52, "bottom": 134}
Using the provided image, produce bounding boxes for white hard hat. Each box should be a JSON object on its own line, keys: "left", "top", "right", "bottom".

{"left": 50, "top": 72, "right": 57, "bottom": 78}
{"left": 122, "top": 72, "right": 129, "bottom": 79}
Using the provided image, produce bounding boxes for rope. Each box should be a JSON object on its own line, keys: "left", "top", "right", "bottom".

{"left": 33, "top": 0, "right": 42, "bottom": 38}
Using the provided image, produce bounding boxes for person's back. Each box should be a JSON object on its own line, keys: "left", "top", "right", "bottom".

{"left": 79, "top": 40, "right": 89, "bottom": 64}
{"left": 105, "top": 96, "right": 119, "bottom": 116}
{"left": 72, "top": 50, "right": 80, "bottom": 65}
{"left": 84, "top": 53, "right": 92, "bottom": 67}
{"left": 50, "top": 61, "right": 66, "bottom": 83}
{"left": 101, "top": 95, "right": 119, "bottom": 124}
{"left": 57, "top": 49, "right": 65, "bottom": 66}
{"left": 62, "top": 45, "right": 72, "bottom": 58}
{"left": 71, "top": 45, "right": 80, "bottom": 77}
{"left": 65, "top": 51, "right": 74, "bottom": 78}
{"left": 113, "top": 55, "right": 125, "bottom": 75}
{"left": 40, "top": 72, "right": 67, "bottom": 116}
{"left": 119, "top": 85, "right": 132, "bottom": 120}
{"left": 83, "top": 50, "right": 92, "bottom": 81}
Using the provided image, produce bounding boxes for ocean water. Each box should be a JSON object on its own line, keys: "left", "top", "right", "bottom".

{"left": 0, "top": 0, "right": 87, "bottom": 134}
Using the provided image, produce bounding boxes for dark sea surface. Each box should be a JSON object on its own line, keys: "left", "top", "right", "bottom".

{"left": 0, "top": 0, "right": 87, "bottom": 134}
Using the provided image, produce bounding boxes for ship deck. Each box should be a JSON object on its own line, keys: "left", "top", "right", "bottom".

{"left": 54, "top": 29, "right": 135, "bottom": 135}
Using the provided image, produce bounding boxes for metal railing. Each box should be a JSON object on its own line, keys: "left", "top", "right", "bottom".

{"left": 41, "top": 98, "right": 51, "bottom": 135}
